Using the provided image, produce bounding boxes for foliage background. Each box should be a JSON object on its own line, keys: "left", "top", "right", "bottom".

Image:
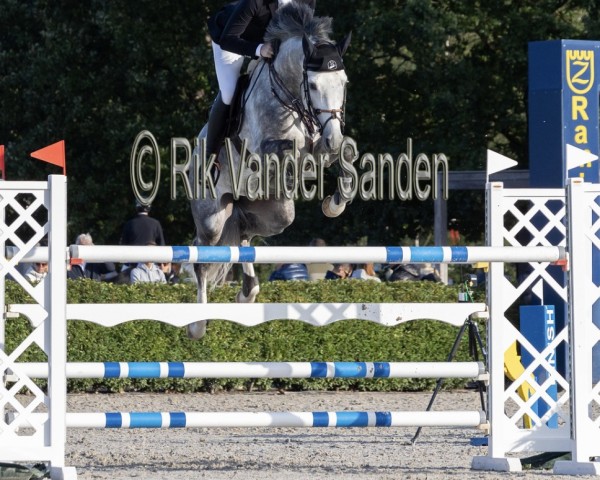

{"left": 5, "top": 279, "right": 486, "bottom": 392}
{"left": 1, "top": 0, "right": 598, "bottom": 246}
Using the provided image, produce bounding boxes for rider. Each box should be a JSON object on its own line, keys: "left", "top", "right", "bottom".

{"left": 205, "top": 0, "right": 317, "bottom": 180}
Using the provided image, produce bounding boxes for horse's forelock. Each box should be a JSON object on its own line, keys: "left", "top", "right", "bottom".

{"left": 265, "top": 2, "right": 333, "bottom": 44}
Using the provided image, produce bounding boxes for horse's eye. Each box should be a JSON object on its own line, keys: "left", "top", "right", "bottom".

{"left": 309, "top": 82, "right": 318, "bottom": 91}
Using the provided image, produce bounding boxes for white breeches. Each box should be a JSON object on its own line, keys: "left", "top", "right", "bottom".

{"left": 212, "top": 41, "right": 244, "bottom": 105}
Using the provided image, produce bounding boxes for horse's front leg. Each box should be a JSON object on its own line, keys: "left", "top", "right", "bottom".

{"left": 322, "top": 136, "right": 358, "bottom": 218}
{"left": 236, "top": 239, "right": 259, "bottom": 303}
{"left": 188, "top": 263, "right": 209, "bottom": 339}
{"left": 188, "top": 192, "right": 234, "bottom": 340}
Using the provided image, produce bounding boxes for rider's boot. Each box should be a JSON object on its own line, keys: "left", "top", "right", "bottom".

{"left": 204, "top": 92, "right": 230, "bottom": 185}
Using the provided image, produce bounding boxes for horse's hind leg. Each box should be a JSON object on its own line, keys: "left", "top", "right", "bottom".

{"left": 187, "top": 263, "right": 209, "bottom": 339}
{"left": 236, "top": 239, "right": 259, "bottom": 303}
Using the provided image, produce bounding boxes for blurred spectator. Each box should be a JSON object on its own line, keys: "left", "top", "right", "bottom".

{"left": 130, "top": 261, "right": 167, "bottom": 284}
{"left": 383, "top": 263, "right": 441, "bottom": 282}
{"left": 269, "top": 263, "right": 309, "bottom": 281}
{"left": 419, "top": 263, "right": 442, "bottom": 283}
{"left": 120, "top": 202, "right": 165, "bottom": 246}
{"left": 16, "top": 238, "right": 48, "bottom": 279}
{"left": 384, "top": 264, "right": 421, "bottom": 282}
{"left": 159, "top": 262, "right": 181, "bottom": 284}
{"left": 24, "top": 262, "right": 47, "bottom": 283}
{"left": 325, "top": 263, "right": 353, "bottom": 280}
{"left": 350, "top": 263, "right": 381, "bottom": 282}
{"left": 130, "top": 242, "right": 167, "bottom": 284}
{"left": 306, "top": 238, "right": 333, "bottom": 280}
{"left": 448, "top": 218, "right": 461, "bottom": 245}
{"left": 68, "top": 233, "right": 118, "bottom": 281}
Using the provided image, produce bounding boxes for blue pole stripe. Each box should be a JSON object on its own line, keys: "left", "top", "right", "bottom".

{"left": 373, "top": 362, "right": 391, "bottom": 378}
{"left": 313, "top": 412, "right": 329, "bottom": 427}
{"left": 451, "top": 246, "right": 469, "bottom": 262}
{"left": 168, "top": 362, "right": 185, "bottom": 378}
{"left": 130, "top": 412, "right": 163, "bottom": 428}
{"left": 334, "top": 362, "right": 367, "bottom": 378}
{"left": 104, "top": 362, "right": 121, "bottom": 378}
{"left": 385, "top": 246, "right": 403, "bottom": 262}
{"left": 128, "top": 362, "right": 161, "bottom": 378}
{"left": 375, "top": 412, "right": 393, "bottom": 427}
{"left": 310, "top": 362, "right": 328, "bottom": 377}
{"left": 238, "top": 246, "right": 256, "bottom": 262}
{"left": 169, "top": 412, "right": 187, "bottom": 428}
{"left": 172, "top": 246, "right": 191, "bottom": 262}
{"left": 410, "top": 246, "right": 443, "bottom": 262}
{"left": 106, "top": 412, "right": 122, "bottom": 428}
{"left": 335, "top": 412, "right": 369, "bottom": 427}
{"left": 196, "top": 246, "right": 232, "bottom": 262}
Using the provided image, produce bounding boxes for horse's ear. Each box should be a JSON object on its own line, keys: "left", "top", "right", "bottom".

{"left": 337, "top": 32, "right": 352, "bottom": 57}
{"left": 302, "top": 33, "right": 316, "bottom": 59}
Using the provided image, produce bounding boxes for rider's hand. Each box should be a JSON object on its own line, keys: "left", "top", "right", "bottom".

{"left": 260, "top": 42, "right": 274, "bottom": 59}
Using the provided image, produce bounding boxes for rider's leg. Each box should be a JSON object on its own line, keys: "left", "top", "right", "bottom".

{"left": 205, "top": 92, "right": 230, "bottom": 164}
{"left": 207, "top": 42, "right": 244, "bottom": 182}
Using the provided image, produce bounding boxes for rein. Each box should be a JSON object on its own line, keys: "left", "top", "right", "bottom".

{"left": 268, "top": 54, "right": 346, "bottom": 141}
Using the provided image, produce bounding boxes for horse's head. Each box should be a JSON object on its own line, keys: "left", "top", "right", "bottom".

{"left": 302, "top": 33, "right": 351, "bottom": 153}
{"left": 265, "top": 3, "right": 351, "bottom": 154}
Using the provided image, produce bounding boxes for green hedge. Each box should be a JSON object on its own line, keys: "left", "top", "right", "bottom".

{"left": 4, "top": 279, "right": 486, "bottom": 393}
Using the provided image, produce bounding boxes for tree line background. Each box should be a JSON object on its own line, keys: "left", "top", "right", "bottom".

{"left": 1, "top": 0, "right": 598, "bottom": 247}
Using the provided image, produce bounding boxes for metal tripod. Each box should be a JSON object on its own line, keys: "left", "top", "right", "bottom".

{"left": 411, "top": 313, "right": 488, "bottom": 444}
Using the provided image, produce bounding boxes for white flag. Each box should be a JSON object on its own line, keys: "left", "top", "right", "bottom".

{"left": 487, "top": 150, "right": 518, "bottom": 177}
{"left": 566, "top": 144, "right": 598, "bottom": 171}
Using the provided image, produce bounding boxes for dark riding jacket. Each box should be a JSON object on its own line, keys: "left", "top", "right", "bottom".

{"left": 208, "top": 0, "right": 316, "bottom": 58}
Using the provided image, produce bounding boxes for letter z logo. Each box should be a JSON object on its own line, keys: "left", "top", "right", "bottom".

{"left": 566, "top": 49, "right": 594, "bottom": 95}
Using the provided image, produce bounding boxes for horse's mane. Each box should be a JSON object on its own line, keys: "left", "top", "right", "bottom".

{"left": 264, "top": 2, "right": 333, "bottom": 44}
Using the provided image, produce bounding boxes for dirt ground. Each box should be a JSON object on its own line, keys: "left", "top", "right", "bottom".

{"left": 59, "top": 390, "right": 596, "bottom": 480}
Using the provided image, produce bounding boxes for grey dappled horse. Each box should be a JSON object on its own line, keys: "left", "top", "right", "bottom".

{"left": 188, "top": 2, "right": 353, "bottom": 339}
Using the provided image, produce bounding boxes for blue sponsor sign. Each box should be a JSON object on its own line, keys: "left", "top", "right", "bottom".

{"left": 529, "top": 40, "right": 600, "bottom": 186}
{"left": 520, "top": 305, "right": 558, "bottom": 428}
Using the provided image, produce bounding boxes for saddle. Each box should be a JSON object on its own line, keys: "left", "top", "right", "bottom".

{"left": 225, "top": 72, "right": 251, "bottom": 140}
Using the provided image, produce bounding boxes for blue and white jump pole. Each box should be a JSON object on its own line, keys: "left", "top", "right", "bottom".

{"left": 68, "top": 245, "right": 565, "bottom": 264}
{"left": 15, "top": 361, "right": 486, "bottom": 380}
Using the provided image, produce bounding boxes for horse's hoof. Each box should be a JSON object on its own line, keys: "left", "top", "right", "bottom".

{"left": 322, "top": 195, "right": 346, "bottom": 218}
{"left": 236, "top": 284, "right": 260, "bottom": 303}
{"left": 187, "top": 320, "right": 207, "bottom": 340}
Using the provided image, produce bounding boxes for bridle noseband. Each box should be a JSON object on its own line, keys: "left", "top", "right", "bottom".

{"left": 268, "top": 42, "right": 346, "bottom": 141}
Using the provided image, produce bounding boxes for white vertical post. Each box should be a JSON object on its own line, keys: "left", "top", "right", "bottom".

{"left": 45, "top": 175, "right": 76, "bottom": 479}
{"left": 554, "top": 179, "right": 600, "bottom": 475}
{"left": 472, "top": 182, "right": 522, "bottom": 472}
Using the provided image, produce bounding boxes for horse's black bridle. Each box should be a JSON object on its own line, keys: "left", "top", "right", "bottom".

{"left": 268, "top": 45, "right": 347, "bottom": 140}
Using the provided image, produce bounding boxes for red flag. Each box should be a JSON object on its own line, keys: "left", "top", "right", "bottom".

{"left": 0, "top": 145, "right": 5, "bottom": 180}
{"left": 31, "top": 140, "right": 66, "bottom": 175}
